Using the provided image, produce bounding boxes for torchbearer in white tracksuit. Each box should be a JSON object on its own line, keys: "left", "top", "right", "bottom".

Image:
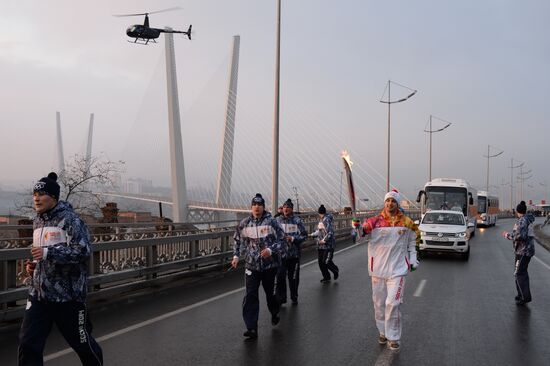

{"left": 361, "top": 190, "right": 420, "bottom": 352}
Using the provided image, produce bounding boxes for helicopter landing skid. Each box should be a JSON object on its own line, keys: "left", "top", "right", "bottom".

{"left": 127, "top": 38, "right": 157, "bottom": 45}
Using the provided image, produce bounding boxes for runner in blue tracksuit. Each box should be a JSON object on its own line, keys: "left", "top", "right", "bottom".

{"left": 503, "top": 201, "right": 535, "bottom": 305}
{"left": 275, "top": 199, "right": 307, "bottom": 305}
{"left": 311, "top": 205, "right": 339, "bottom": 283}
{"left": 231, "top": 193, "right": 285, "bottom": 339}
{"left": 18, "top": 172, "right": 103, "bottom": 365}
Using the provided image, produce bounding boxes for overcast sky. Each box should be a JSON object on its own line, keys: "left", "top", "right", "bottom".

{"left": 1, "top": 0, "right": 549, "bottom": 209}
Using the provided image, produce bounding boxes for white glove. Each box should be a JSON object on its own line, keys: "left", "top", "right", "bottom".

{"left": 409, "top": 251, "right": 419, "bottom": 271}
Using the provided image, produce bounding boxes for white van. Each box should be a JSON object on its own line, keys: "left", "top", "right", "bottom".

{"left": 418, "top": 210, "right": 472, "bottom": 260}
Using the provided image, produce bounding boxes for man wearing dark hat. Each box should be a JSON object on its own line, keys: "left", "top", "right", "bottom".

{"left": 503, "top": 201, "right": 535, "bottom": 305}
{"left": 231, "top": 193, "right": 286, "bottom": 339}
{"left": 274, "top": 205, "right": 284, "bottom": 218}
{"left": 18, "top": 172, "right": 103, "bottom": 365}
{"left": 275, "top": 199, "right": 307, "bottom": 304}
{"left": 311, "top": 204, "right": 339, "bottom": 283}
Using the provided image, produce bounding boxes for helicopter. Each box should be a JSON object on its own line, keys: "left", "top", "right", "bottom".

{"left": 114, "top": 7, "right": 192, "bottom": 45}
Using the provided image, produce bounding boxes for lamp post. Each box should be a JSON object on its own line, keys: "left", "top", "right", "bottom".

{"left": 540, "top": 181, "right": 548, "bottom": 203}
{"left": 484, "top": 145, "right": 503, "bottom": 194}
{"left": 424, "top": 115, "right": 452, "bottom": 181}
{"left": 272, "top": 0, "right": 282, "bottom": 212}
{"left": 500, "top": 179, "right": 511, "bottom": 209}
{"left": 379, "top": 80, "right": 417, "bottom": 192}
{"left": 518, "top": 166, "right": 532, "bottom": 202}
{"left": 292, "top": 186, "right": 300, "bottom": 213}
{"left": 509, "top": 158, "right": 524, "bottom": 211}
{"left": 339, "top": 171, "right": 343, "bottom": 208}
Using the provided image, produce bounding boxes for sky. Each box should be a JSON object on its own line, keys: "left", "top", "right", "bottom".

{"left": 1, "top": 0, "right": 549, "bottom": 211}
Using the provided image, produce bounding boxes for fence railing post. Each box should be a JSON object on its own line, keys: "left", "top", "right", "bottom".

{"left": 146, "top": 244, "right": 158, "bottom": 280}
{"left": 191, "top": 240, "right": 199, "bottom": 270}
{"left": 91, "top": 245, "right": 101, "bottom": 291}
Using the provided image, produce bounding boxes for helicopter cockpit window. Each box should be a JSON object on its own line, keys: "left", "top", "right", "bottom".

{"left": 127, "top": 26, "right": 137, "bottom": 33}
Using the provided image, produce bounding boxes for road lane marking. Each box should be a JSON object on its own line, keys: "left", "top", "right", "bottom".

{"left": 44, "top": 242, "right": 363, "bottom": 362}
{"left": 533, "top": 256, "right": 550, "bottom": 270}
{"left": 44, "top": 287, "right": 246, "bottom": 361}
{"left": 413, "top": 279, "right": 427, "bottom": 297}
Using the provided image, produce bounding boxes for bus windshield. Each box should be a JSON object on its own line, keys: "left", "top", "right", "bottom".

{"left": 477, "top": 196, "right": 487, "bottom": 214}
{"left": 425, "top": 186, "right": 467, "bottom": 215}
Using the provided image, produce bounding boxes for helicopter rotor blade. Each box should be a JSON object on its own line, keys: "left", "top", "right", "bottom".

{"left": 148, "top": 6, "right": 182, "bottom": 15}
{"left": 113, "top": 7, "right": 181, "bottom": 18}
{"left": 113, "top": 12, "right": 149, "bottom": 17}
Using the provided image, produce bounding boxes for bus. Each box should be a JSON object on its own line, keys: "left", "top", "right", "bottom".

{"left": 416, "top": 178, "right": 478, "bottom": 237}
{"left": 476, "top": 191, "right": 499, "bottom": 227}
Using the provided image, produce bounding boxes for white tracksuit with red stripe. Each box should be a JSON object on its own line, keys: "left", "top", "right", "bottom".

{"left": 363, "top": 210, "right": 420, "bottom": 342}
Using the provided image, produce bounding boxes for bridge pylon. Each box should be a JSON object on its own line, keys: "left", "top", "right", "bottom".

{"left": 216, "top": 35, "right": 240, "bottom": 220}
{"left": 165, "top": 30, "right": 188, "bottom": 222}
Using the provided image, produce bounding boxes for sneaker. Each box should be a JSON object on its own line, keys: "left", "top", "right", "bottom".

{"left": 291, "top": 298, "right": 298, "bottom": 305}
{"left": 320, "top": 278, "right": 331, "bottom": 283}
{"left": 388, "top": 341, "right": 400, "bottom": 352}
{"left": 333, "top": 271, "right": 339, "bottom": 280}
{"left": 271, "top": 314, "right": 280, "bottom": 326}
{"left": 243, "top": 329, "right": 258, "bottom": 339}
{"left": 280, "top": 299, "right": 287, "bottom": 305}
{"left": 515, "top": 295, "right": 520, "bottom": 301}
{"left": 378, "top": 334, "right": 387, "bottom": 345}
{"left": 516, "top": 298, "right": 531, "bottom": 305}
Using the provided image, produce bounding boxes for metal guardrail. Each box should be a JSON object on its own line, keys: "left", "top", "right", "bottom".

{"left": 0, "top": 212, "right": 352, "bottom": 249}
{"left": 0, "top": 215, "right": 356, "bottom": 321}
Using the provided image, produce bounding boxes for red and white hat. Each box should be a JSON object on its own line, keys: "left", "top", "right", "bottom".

{"left": 384, "top": 189, "right": 401, "bottom": 205}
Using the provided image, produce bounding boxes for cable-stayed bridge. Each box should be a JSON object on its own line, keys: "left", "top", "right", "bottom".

{"left": 52, "top": 34, "right": 419, "bottom": 223}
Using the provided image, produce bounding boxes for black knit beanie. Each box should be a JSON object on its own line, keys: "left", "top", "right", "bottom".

{"left": 283, "top": 198, "right": 293, "bottom": 209}
{"left": 318, "top": 204, "right": 326, "bottom": 214}
{"left": 516, "top": 201, "right": 527, "bottom": 214}
{"left": 33, "top": 172, "right": 60, "bottom": 200}
{"left": 251, "top": 193, "right": 265, "bottom": 206}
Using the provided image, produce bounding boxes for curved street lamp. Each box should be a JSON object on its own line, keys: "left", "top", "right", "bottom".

{"left": 484, "top": 145, "right": 503, "bottom": 194}
{"left": 424, "top": 115, "right": 452, "bottom": 181}
{"left": 540, "top": 181, "right": 548, "bottom": 203}
{"left": 518, "top": 167, "right": 532, "bottom": 202}
{"left": 380, "top": 80, "right": 417, "bottom": 192}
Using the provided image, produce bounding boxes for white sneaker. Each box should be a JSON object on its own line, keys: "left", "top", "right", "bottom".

{"left": 378, "top": 334, "right": 387, "bottom": 344}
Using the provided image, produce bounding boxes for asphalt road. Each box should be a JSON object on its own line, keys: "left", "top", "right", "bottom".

{"left": 2, "top": 217, "right": 550, "bottom": 366}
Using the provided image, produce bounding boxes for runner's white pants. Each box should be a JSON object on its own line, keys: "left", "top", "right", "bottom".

{"left": 371, "top": 275, "right": 406, "bottom": 341}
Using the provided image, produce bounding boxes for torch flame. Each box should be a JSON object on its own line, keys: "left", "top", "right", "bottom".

{"left": 341, "top": 150, "right": 353, "bottom": 170}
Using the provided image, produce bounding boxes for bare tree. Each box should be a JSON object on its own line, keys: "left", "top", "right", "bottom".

{"left": 16, "top": 154, "right": 125, "bottom": 216}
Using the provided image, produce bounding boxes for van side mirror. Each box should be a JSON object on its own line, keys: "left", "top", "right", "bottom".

{"left": 414, "top": 220, "right": 420, "bottom": 225}
{"left": 416, "top": 190, "right": 425, "bottom": 203}
{"left": 467, "top": 222, "right": 475, "bottom": 228}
